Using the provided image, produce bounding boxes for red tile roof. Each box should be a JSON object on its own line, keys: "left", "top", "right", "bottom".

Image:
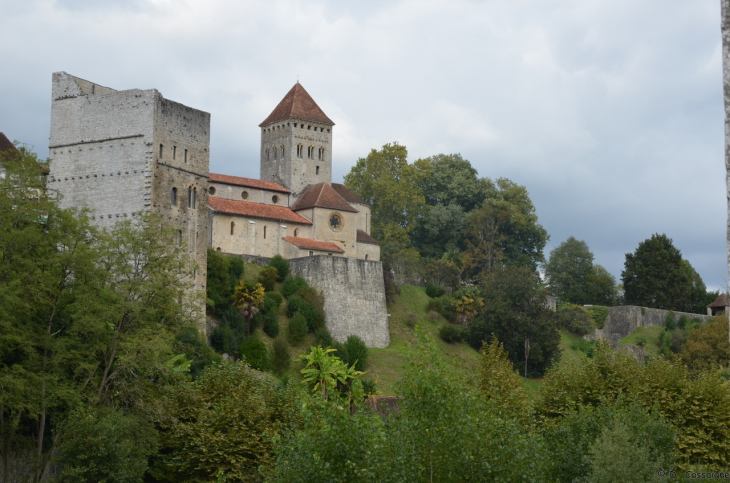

{"left": 208, "top": 197, "right": 311, "bottom": 225}
{"left": 357, "top": 229, "right": 380, "bottom": 246}
{"left": 259, "top": 83, "right": 334, "bottom": 127}
{"left": 332, "top": 183, "right": 368, "bottom": 205}
{"left": 292, "top": 183, "right": 358, "bottom": 213}
{"left": 0, "top": 133, "right": 17, "bottom": 154}
{"left": 707, "top": 293, "right": 730, "bottom": 308}
{"left": 282, "top": 236, "right": 344, "bottom": 253}
{"left": 209, "top": 173, "right": 290, "bottom": 193}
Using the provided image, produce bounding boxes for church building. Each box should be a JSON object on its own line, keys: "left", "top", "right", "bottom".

{"left": 207, "top": 83, "right": 380, "bottom": 261}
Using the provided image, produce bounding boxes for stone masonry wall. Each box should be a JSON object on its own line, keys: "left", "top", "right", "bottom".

{"left": 290, "top": 255, "right": 390, "bottom": 348}
{"left": 586, "top": 305, "right": 713, "bottom": 347}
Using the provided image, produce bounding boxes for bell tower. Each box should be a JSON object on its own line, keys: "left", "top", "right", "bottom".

{"left": 259, "top": 83, "right": 334, "bottom": 201}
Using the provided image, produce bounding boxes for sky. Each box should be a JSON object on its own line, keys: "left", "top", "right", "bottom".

{"left": 1, "top": 0, "right": 726, "bottom": 290}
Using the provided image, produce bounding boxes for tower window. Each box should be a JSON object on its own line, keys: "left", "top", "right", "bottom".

{"left": 177, "top": 230, "right": 182, "bottom": 246}
{"left": 296, "top": 145, "right": 303, "bottom": 158}
{"left": 187, "top": 187, "right": 191, "bottom": 207}
{"left": 307, "top": 125, "right": 311, "bottom": 130}
{"left": 272, "top": 195, "right": 279, "bottom": 204}
{"left": 316, "top": 166, "right": 319, "bottom": 175}
{"left": 230, "top": 221, "right": 235, "bottom": 235}
{"left": 281, "top": 145, "right": 285, "bottom": 157}
{"left": 184, "top": 149, "right": 188, "bottom": 163}
{"left": 318, "top": 147, "right": 324, "bottom": 160}
{"left": 242, "top": 191, "right": 249, "bottom": 200}
{"left": 159, "top": 144, "right": 163, "bottom": 158}
{"left": 171, "top": 187, "right": 177, "bottom": 206}
{"left": 173, "top": 146, "right": 177, "bottom": 160}
{"left": 266, "top": 149, "right": 269, "bottom": 161}
{"left": 192, "top": 188, "right": 197, "bottom": 209}
{"left": 273, "top": 147, "right": 277, "bottom": 159}
{"left": 307, "top": 146, "right": 314, "bottom": 159}
{"left": 294, "top": 123, "right": 297, "bottom": 127}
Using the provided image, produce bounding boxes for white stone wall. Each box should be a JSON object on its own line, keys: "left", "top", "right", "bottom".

{"left": 208, "top": 182, "right": 289, "bottom": 206}
{"left": 210, "top": 212, "right": 311, "bottom": 257}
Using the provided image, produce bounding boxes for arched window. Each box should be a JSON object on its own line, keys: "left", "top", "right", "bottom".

{"left": 296, "top": 145, "right": 303, "bottom": 158}
{"left": 273, "top": 147, "right": 277, "bottom": 159}
{"left": 281, "top": 145, "right": 285, "bottom": 157}
{"left": 365, "top": 254, "right": 369, "bottom": 260}
{"left": 316, "top": 166, "right": 320, "bottom": 175}
{"left": 294, "top": 229, "right": 298, "bottom": 237}
{"left": 171, "top": 187, "right": 177, "bottom": 206}
{"left": 230, "top": 221, "right": 235, "bottom": 235}
{"left": 192, "top": 188, "right": 197, "bottom": 209}
{"left": 187, "top": 187, "right": 192, "bottom": 207}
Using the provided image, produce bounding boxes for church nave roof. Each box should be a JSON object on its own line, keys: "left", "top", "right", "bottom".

{"left": 282, "top": 236, "right": 345, "bottom": 253}
{"left": 208, "top": 197, "right": 311, "bottom": 225}
{"left": 209, "top": 173, "right": 290, "bottom": 193}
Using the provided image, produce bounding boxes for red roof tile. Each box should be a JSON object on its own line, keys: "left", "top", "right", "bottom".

{"left": 0, "top": 133, "right": 17, "bottom": 154}
{"left": 332, "top": 183, "right": 368, "bottom": 205}
{"left": 209, "top": 173, "right": 290, "bottom": 193}
{"left": 292, "top": 183, "right": 358, "bottom": 213}
{"left": 282, "top": 236, "right": 344, "bottom": 253}
{"left": 357, "top": 229, "right": 380, "bottom": 246}
{"left": 707, "top": 293, "right": 730, "bottom": 308}
{"left": 259, "top": 83, "right": 334, "bottom": 127}
{"left": 209, "top": 197, "right": 311, "bottom": 225}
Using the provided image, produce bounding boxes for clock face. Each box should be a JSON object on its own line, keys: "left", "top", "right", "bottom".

{"left": 329, "top": 213, "right": 343, "bottom": 232}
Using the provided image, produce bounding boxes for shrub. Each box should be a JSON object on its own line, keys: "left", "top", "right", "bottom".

{"left": 678, "top": 314, "right": 692, "bottom": 330}
{"left": 439, "top": 324, "right": 467, "bottom": 343}
{"left": 383, "top": 269, "right": 400, "bottom": 304}
{"left": 426, "top": 295, "right": 456, "bottom": 322}
{"left": 296, "top": 286, "right": 325, "bottom": 312}
{"left": 207, "top": 248, "right": 234, "bottom": 316}
{"left": 428, "top": 310, "right": 440, "bottom": 322}
{"left": 586, "top": 305, "right": 610, "bottom": 329}
{"left": 558, "top": 303, "right": 596, "bottom": 336}
{"left": 239, "top": 336, "right": 269, "bottom": 371}
{"left": 269, "top": 254, "right": 290, "bottom": 281}
{"left": 681, "top": 315, "right": 730, "bottom": 374}
{"left": 258, "top": 266, "right": 279, "bottom": 292}
{"left": 315, "top": 328, "right": 333, "bottom": 348}
{"left": 58, "top": 406, "right": 157, "bottom": 483}
{"left": 271, "top": 337, "right": 291, "bottom": 376}
{"left": 263, "top": 311, "right": 280, "bottom": 338}
{"left": 405, "top": 313, "right": 418, "bottom": 328}
{"left": 426, "top": 282, "right": 445, "bottom": 298}
{"left": 176, "top": 326, "right": 222, "bottom": 380}
{"left": 299, "top": 302, "right": 325, "bottom": 332}
{"left": 210, "top": 324, "right": 236, "bottom": 356}
{"left": 286, "top": 294, "right": 304, "bottom": 317}
{"left": 228, "top": 256, "right": 244, "bottom": 283}
{"left": 331, "top": 341, "right": 350, "bottom": 365}
{"left": 264, "top": 291, "right": 283, "bottom": 314}
{"left": 665, "top": 311, "right": 676, "bottom": 331}
{"left": 344, "top": 335, "right": 368, "bottom": 371}
{"left": 283, "top": 275, "right": 308, "bottom": 297}
{"left": 569, "top": 338, "right": 597, "bottom": 357}
{"left": 288, "top": 312, "right": 308, "bottom": 343}
{"left": 362, "top": 378, "right": 377, "bottom": 396}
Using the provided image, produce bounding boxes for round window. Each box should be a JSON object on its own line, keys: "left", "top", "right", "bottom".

{"left": 208, "top": 186, "right": 216, "bottom": 195}
{"left": 329, "top": 213, "right": 343, "bottom": 232}
{"left": 241, "top": 191, "right": 249, "bottom": 200}
{"left": 272, "top": 195, "right": 279, "bottom": 204}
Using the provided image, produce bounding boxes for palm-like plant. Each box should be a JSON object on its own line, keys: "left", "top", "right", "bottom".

{"left": 233, "top": 282, "right": 265, "bottom": 336}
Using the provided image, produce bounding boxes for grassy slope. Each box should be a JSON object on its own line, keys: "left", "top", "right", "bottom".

{"left": 619, "top": 326, "right": 664, "bottom": 357}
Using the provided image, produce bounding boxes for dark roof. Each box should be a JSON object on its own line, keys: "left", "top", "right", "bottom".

{"left": 282, "top": 236, "right": 344, "bottom": 253}
{"left": 209, "top": 173, "right": 290, "bottom": 193}
{"left": 331, "top": 183, "right": 367, "bottom": 205}
{"left": 291, "top": 183, "right": 358, "bottom": 213}
{"left": 0, "top": 133, "right": 17, "bottom": 154}
{"left": 208, "top": 197, "right": 311, "bottom": 225}
{"left": 259, "top": 83, "right": 334, "bottom": 127}
{"left": 357, "top": 229, "right": 380, "bottom": 246}
{"left": 707, "top": 293, "right": 730, "bottom": 308}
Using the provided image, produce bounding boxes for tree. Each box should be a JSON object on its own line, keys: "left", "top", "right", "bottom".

{"left": 622, "top": 234, "right": 691, "bottom": 310}
{"left": 680, "top": 315, "right": 730, "bottom": 374}
{"left": 414, "top": 153, "right": 490, "bottom": 212}
{"left": 343, "top": 142, "right": 425, "bottom": 245}
{"left": 411, "top": 203, "right": 469, "bottom": 258}
{"left": 586, "top": 264, "right": 618, "bottom": 306}
{"left": 233, "top": 282, "right": 265, "bottom": 337}
{"left": 467, "top": 266, "right": 560, "bottom": 377}
{"left": 465, "top": 178, "right": 548, "bottom": 274}
{"left": 545, "top": 237, "right": 595, "bottom": 304}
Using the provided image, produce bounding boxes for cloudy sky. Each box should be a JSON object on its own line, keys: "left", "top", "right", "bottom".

{"left": 1, "top": 0, "right": 725, "bottom": 290}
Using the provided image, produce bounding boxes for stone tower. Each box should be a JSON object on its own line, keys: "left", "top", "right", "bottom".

{"left": 259, "top": 83, "right": 334, "bottom": 201}
{"left": 47, "top": 72, "right": 210, "bottom": 330}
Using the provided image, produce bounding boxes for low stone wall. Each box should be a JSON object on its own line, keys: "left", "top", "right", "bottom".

{"left": 586, "top": 306, "right": 713, "bottom": 347}
{"left": 290, "top": 256, "right": 390, "bottom": 348}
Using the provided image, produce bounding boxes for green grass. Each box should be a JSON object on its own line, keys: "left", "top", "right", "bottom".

{"left": 620, "top": 326, "right": 664, "bottom": 357}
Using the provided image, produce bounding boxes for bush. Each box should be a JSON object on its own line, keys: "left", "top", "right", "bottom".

{"left": 210, "top": 324, "right": 237, "bottom": 356}
{"left": 383, "top": 269, "right": 400, "bottom": 304}
{"left": 315, "top": 328, "right": 333, "bottom": 348}
{"left": 228, "top": 256, "right": 244, "bottom": 283}
{"left": 58, "top": 406, "right": 157, "bottom": 483}
{"left": 263, "top": 311, "right": 280, "bottom": 338}
{"left": 664, "top": 310, "right": 676, "bottom": 330}
{"left": 558, "top": 303, "right": 596, "bottom": 336}
{"left": 569, "top": 338, "right": 597, "bottom": 358}
{"left": 299, "top": 302, "right": 325, "bottom": 332}
{"left": 586, "top": 305, "right": 610, "bottom": 329}
{"left": 428, "top": 310, "right": 440, "bottom": 322}
{"left": 258, "top": 266, "right": 279, "bottom": 292}
{"left": 288, "top": 312, "right": 308, "bottom": 344}
{"left": 331, "top": 341, "right": 350, "bottom": 365}
{"left": 283, "top": 275, "right": 308, "bottom": 297}
{"left": 405, "top": 313, "right": 418, "bottom": 328}
{"left": 439, "top": 324, "right": 467, "bottom": 343}
{"left": 271, "top": 337, "right": 291, "bottom": 375}
{"left": 269, "top": 254, "right": 290, "bottom": 281}
{"left": 426, "top": 295, "right": 456, "bottom": 323}
{"left": 286, "top": 294, "right": 304, "bottom": 317}
{"left": 239, "top": 336, "right": 269, "bottom": 371}
{"left": 207, "top": 248, "right": 235, "bottom": 316}
{"left": 362, "top": 378, "right": 377, "bottom": 396}
{"left": 296, "top": 286, "right": 325, "bottom": 312}
{"left": 175, "top": 326, "right": 222, "bottom": 379}
{"left": 344, "top": 335, "right": 368, "bottom": 371}
{"left": 426, "top": 282, "right": 445, "bottom": 298}
{"left": 264, "top": 291, "right": 283, "bottom": 314}
{"left": 678, "top": 314, "right": 692, "bottom": 330}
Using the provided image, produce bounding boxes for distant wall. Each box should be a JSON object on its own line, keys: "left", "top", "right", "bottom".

{"left": 290, "top": 256, "right": 390, "bottom": 348}
{"left": 586, "top": 306, "right": 713, "bottom": 347}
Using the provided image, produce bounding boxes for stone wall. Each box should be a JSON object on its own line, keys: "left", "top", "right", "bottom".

{"left": 586, "top": 305, "right": 713, "bottom": 347}
{"left": 290, "top": 255, "right": 390, "bottom": 348}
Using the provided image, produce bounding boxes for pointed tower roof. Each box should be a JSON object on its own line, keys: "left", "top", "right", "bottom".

{"left": 259, "top": 83, "right": 334, "bottom": 127}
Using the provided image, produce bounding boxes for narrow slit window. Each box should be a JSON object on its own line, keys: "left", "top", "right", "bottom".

{"left": 171, "top": 187, "right": 177, "bottom": 206}
{"left": 192, "top": 188, "right": 197, "bottom": 209}
{"left": 184, "top": 149, "right": 188, "bottom": 163}
{"left": 273, "top": 147, "right": 277, "bottom": 159}
{"left": 230, "top": 222, "right": 235, "bottom": 235}
{"left": 281, "top": 145, "right": 285, "bottom": 157}
{"left": 263, "top": 226, "right": 267, "bottom": 239}
{"left": 294, "top": 229, "right": 298, "bottom": 237}
{"left": 316, "top": 166, "right": 319, "bottom": 175}
{"left": 159, "top": 144, "right": 163, "bottom": 158}
{"left": 173, "top": 146, "right": 177, "bottom": 160}
{"left": 365, "top": 254, "right": 369, "bottom": 260}
{"left": 177, "top": 230, "right": 182, "bottom": 246}
{"left": 187, "top": 187, "right": 192, "bottom": 207}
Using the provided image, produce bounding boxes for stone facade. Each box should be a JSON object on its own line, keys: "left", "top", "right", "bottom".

{"left": 290, "top": 255, "right": 390, "bottom": 348}
{"left": 586, "top": 305, "right": 713, "bottom": 347}
{"left": 48, "top": 72, "right": 209, "bottom": 330}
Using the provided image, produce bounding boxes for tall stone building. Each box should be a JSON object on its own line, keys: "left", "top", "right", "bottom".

{"left": 47, "top": 72, "right": 209, "bottom": 328}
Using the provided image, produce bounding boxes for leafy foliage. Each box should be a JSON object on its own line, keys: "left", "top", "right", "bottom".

{"left": 271, "top": 338, "right": 291, "bottom": 376}
{"left": 477, "top": 335, "right": 530, "bottom": 420}
{"left": 343, "top": 335, "right": 368, "bottom": 371}
{"left": 586, "top": 305, "right": 609, "bottom": 329}
{"left": 680, "top": 316, "right": 730, "bottom": 374}
{"left": 268, "top": 254, "right": 290, "bottom": 281}
{"left": 257, "top": 266, "right": 279, "bottom": 292}
{"left": 314, "top": 327, "right": 333, "bottom": 348}
{"left": 439, "top": 324, "right": 468, "bottom": 343}
{"left": 240, "top": 336, "right": 269, "bottom": 372}
{"left": 558, "top": 303, "right": 596, "bottom": 336}
{"left": 282, "top": 275, "right": 308, "bottom": 298}
{"left": 287, "top": 312, "right": 308, "bottom": 344}
{"left": 545, "top": 237, "right": 617, "bottom": 305}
